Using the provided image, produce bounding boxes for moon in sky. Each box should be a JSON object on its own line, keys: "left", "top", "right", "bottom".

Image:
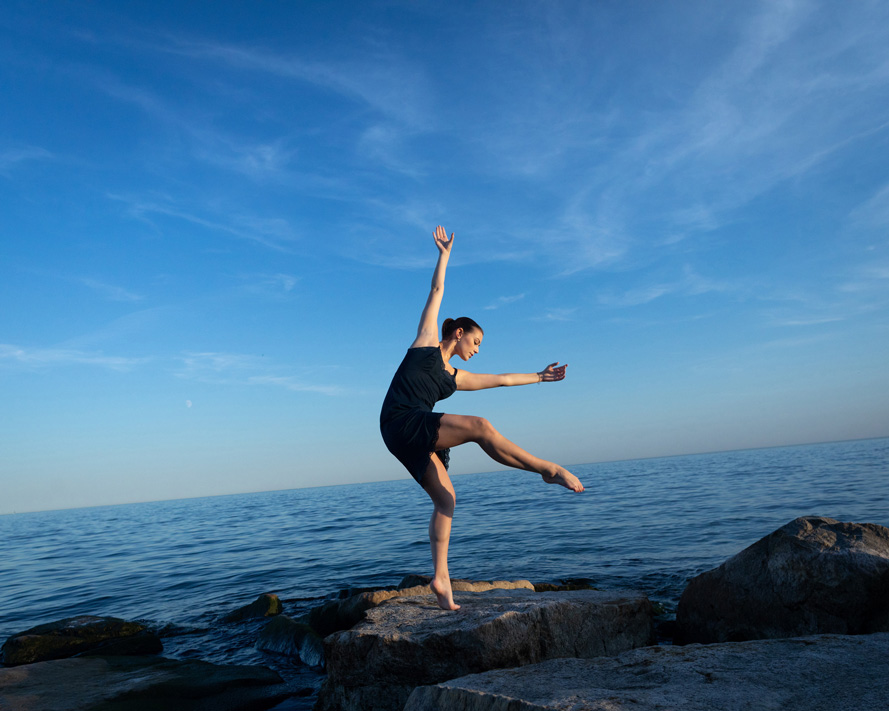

{"left": 186, "top": 400, "right": 192, "bottom": 408}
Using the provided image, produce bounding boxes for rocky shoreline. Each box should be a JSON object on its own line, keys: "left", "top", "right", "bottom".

{"left": 2, "top": 516, "right": 887, "bottom": 710}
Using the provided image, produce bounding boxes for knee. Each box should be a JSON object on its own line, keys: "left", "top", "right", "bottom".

{"left": 439, "top": 489, "right": 456, "bottom": 515}
{"left": 468, "top": 416, "right": 497, "bottom": 440}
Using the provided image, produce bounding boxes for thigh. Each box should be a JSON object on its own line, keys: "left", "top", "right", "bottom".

{"left": 435, "top": 413, "right": 485, "bottom": 450}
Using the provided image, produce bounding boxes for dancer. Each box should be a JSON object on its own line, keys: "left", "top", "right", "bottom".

{"left": 380, "top": 226, "right": 584, "bottom": 611}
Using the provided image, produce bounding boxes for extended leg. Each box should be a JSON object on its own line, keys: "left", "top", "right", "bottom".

{"left": 421, "top": 454, "right": 460, "bottom": 611}
{"left": 436, "top": 414, "right": 584, "bottom": 492}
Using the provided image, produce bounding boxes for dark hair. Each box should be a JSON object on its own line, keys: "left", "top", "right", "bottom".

{"left": 442, "top": 316, "right": 483, "bottom": 340}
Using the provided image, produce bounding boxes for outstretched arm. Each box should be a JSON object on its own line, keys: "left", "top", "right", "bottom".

{"left": 410, "top": 225, "right": 454, "bottom": 348}
{"left": 455, "top": 362, "right": 567, "bottom": 391}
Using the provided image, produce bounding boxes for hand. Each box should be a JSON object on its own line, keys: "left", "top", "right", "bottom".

{"left": 433, "top": 225, "right": 454, "bottom": 255}
{"left": 538, "top": 362, "right": 567, "bottom": 382}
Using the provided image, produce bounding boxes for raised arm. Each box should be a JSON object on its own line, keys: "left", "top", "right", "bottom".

{"left": 410, "top": 226, "right": 454, "bottom": 348}
{"left": 455, "top": 362, "right": 567, "bottom": 391}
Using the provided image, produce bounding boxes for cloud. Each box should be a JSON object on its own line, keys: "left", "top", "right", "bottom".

{"left": 848, "top": 181, "right": 889, "bottom": 231}
{"left": 110, "top": 194, "right": 299, "bottom": 252}
{"left": 451, "top": 1, "right": 889, "bottom": 272}
{"left": 0, "top": 146, "right": 53, "bottom": 175}
{"left": 247, "top": 375, "right": 344, "bottom": 397}
{"left": 80, "top": 278, "right": 143, "bottom": 302}
{"left": 533, "top": 307, "right": 576, "bottom": 322}
{"left": 484, "top": 294, "right": 525, "bottom": 310}
{"left": 0, "top": 344, "right": 148, "bottom": 371}
{"left": 239, "top": 273, "right": 299, "bottom": 298}
{"left": 159, "top": 38, "right": 435, "bottom": 131}
{"left": 598, "top": 266, "right": 730, "bottom": 307}
{"left": 177, "top": 351, "right": 344, "bottom": 396}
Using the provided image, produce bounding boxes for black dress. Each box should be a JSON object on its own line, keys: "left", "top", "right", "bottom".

{"left": 380, "top": 347, "right": 458, "bottom": 484}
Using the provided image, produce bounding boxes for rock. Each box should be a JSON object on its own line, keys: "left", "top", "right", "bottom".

{"left": 675, "top": 516, "right": 889, "bottom": 644}
{"left": 398, "top": 575, "right": 535, "bottom": 593}
{"left": 404, "top": 632, "right": 889, "bottom": 711}
{"left": 316, "top": 587, "right": 653, "bottom": 711}
{"left": 256, "top": 615, "right": 325, "bottom": 667}
{"left": 0, "top": 654, "right": 291, "bottom": 711}
{"left": 307, "top": 579, "right": 535, "bottom": 637}
{"left": 1, "top": 616, "right": 163, "bottom": 666}
{"left": 531, "top": 579, "right": 598, "bottom": 592}
{"left": 222, "top": 592, "right": 282, "bottom": 622}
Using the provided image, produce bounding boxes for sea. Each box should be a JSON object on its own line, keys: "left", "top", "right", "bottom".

{"left": 1, "top": 438, "right": 887, "bottom": 707}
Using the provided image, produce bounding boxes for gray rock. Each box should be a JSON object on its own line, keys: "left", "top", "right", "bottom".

{"left": 405, "top": 632, "right": 889, "bottom": 711}
{"left": 675, "top": 516, "right": 889, "bottom": 644}
{"left": 307, "top": 579, "right": 535, "bottom": 637}
{"left": 317, "top": 587, "right": 653, "bottom": 711}
{"left": 1, "top": 616, "right": 163, "bottom": 666}
{"left": 256, "top": 615, "right": 325, "bottom": 667}
{"left": 222, "top": 592, "right": 283, "bottom": 622}
{"left": 0, "top": 654, "right": 291, "bottom": 711}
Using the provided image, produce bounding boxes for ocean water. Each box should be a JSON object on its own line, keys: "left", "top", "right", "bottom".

{"left": 1, "top": 438, "right": 887, "bottom": 702}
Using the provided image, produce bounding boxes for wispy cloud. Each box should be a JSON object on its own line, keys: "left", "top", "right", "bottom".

{"left": 0, "top": 146, "right": 53, "bottom": 175}
{"left": 159, "top": 38, "right": 435, "bottom": 131}
{"left": 247, "top": 375, "right": 343, "bottom": 397}
{"left": 848, "top": 181, "right": 889, "bottom": 231}
{"left": 240, "top": 273, "right": 299, "bottom": 297}
{"left": 80, "top": 278, "right": 143, "bottom": 302}
{"left": 533, "top": 307, "right": 576, "bottom": 322}
{"left": 110, "top": 193, "right": 299, "bottom": 252}
{"left": 455, "top": 1, "right": 889, "bottom": 272}
{"left": 484, "top": 294, "right": 525, "bottom": 310}
{"left": 0, "top": 344, "right": 148, "bottom": 371}
{"left": 177, "top": 351, "right": 345, "bottom": 396}
{"left": 598, "top": 266, "right": 730, "bottom": 307}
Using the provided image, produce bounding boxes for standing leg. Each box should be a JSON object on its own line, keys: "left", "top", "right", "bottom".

{"left": 421, "top": 453, "right": 460, "bottom": 611}
{"left": 436, "top": 414, "right": 584, "bottom": 492}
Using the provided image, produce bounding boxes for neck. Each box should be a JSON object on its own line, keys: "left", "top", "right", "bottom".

{"left": 439, "top": 339, "right": 456, "bottom": 362}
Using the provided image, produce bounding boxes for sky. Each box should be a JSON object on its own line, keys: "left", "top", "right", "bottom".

{"left": 2, "top": 1, "right": 888, "bottom": 514}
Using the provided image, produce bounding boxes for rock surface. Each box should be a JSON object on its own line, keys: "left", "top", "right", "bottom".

{"left": 256, "top": 615, "right": 325, "bottom": 667}
{"left": 405, "top": 632, "right": 889, "bottom": 711}
{"left": 676, "top": 516, "right": 889, "bottom": 644}
{"left": 307, "top": 579, "right": 535, "bottom": 637}
{"left": 317, "top": 587, "right": 653, "bottom": 711}
{"left": 0, "top": 654, "right": 290, "bottom": 711}
{"left": 222, "top": 592, "right": 283, "bottom": 622}
{"left": 1, "top": 616, "right": 163, "bottom": 666}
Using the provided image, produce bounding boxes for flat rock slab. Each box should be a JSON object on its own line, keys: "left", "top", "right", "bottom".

{"left": 318, "top": 588, "right": 652, "bottom": 711}
{"left": 0, "top": 654, "right": 292, "bottom": 711}
{"left": 405, "top": 632, "right": 889, "bottom": 711}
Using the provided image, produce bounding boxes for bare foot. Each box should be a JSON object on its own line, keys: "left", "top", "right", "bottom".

{"left": 542, "top": 466, "right": 584, "bottom": 492}
{"left": 430, "top": 577, "right": 460, "bottom": 611}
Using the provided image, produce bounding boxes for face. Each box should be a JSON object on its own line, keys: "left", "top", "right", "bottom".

{"left": 456, "top": 328, "right": 483, "bottom": 361}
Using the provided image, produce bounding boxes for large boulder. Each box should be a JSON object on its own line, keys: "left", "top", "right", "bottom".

{"left": 0, "top": 654, "right": 292, "bottom": 711}
{"left": 316, "top": 587, "right": 653, "bottom": 711}
{"left": 675, "top": 516, "right": 889, "bottom": 644}
{"left": 222, "top": 592, "right": 282, "bottom": 622}
{"left": 405, "top": 632, "right": 889, "bottom": 711}
{"left": 1, "top": 616, "right": 162, "bottom": 666}
{"left": 256, "top": 615, "right": 325, "bottom": 667}
{"left": 306, "top": 578, "right": 535, "bottom": 637}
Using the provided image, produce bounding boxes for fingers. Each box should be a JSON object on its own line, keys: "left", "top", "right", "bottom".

{"left": 432, "top": 226, "right": 454, "bottom": 245}
{"left": 541, "top": 362, "right": 567, "bottom": 381}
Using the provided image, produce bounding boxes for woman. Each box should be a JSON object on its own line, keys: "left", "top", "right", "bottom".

{"left": 380, "top": 225, "right": 584, "bottom": 611}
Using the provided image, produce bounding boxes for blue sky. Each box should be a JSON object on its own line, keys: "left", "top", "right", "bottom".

{"left": 2, "top": 1, "right": 888, "bottom": 514}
